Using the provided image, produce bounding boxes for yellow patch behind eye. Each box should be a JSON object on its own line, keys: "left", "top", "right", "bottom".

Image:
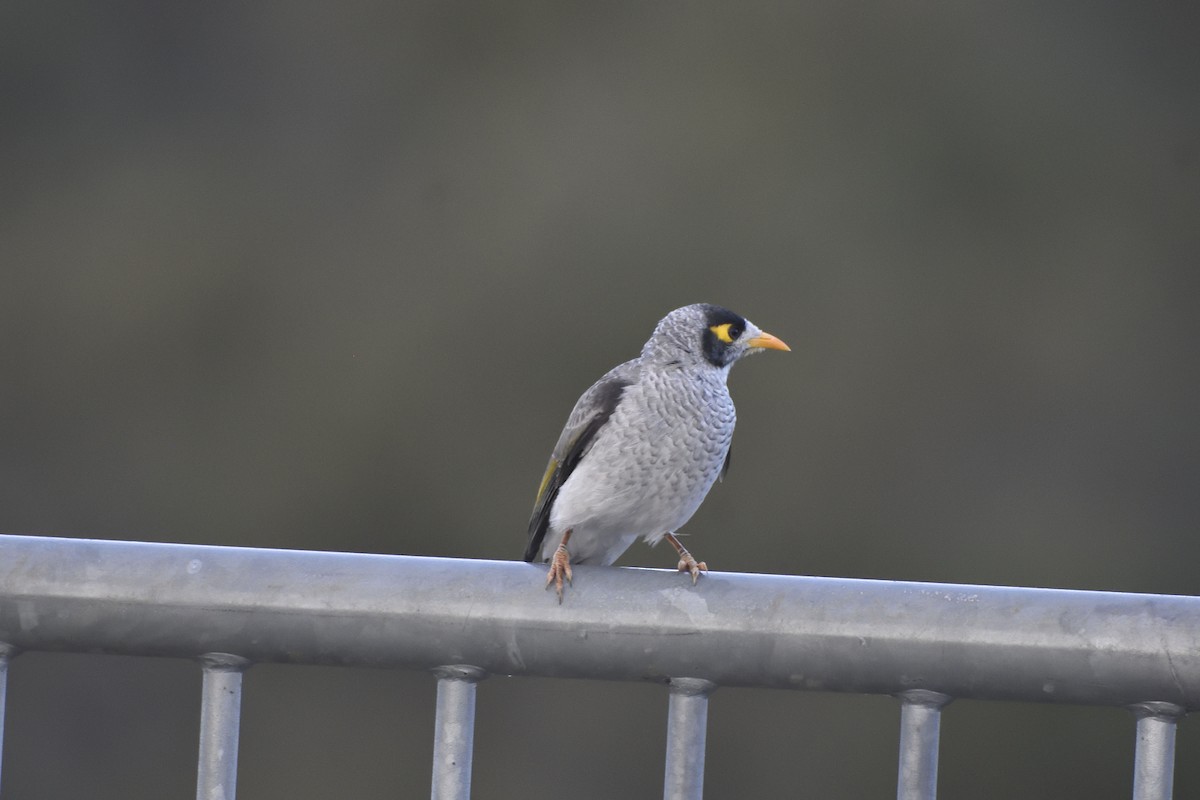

{"left": 709, "top": 323, "right": 735, "bottom": 344}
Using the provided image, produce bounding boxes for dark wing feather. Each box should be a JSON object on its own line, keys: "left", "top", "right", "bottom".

{"left": 523, "top": 373, "right": 632, "bottom": 562}
{"left": 720, "top": 445, "right": 731, "bottom": 482}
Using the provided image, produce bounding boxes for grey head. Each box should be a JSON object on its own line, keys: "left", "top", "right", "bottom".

{"left": 640, "top": 303, "right": 791, "bottom": 368}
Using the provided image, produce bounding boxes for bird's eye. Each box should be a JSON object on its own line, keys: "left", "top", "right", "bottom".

{"left": 729, "top": 323, "right": 744, "bottom": 340}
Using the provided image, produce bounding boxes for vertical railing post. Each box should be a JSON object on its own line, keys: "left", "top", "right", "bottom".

{"left": 196, "top": 653, "right": 249, "bottom": 800}
{"left": 431, "top": 665, "right": 486, "bottom": 800}
{"left": 1131, "top": 702, "right": 1185, "bottom": 800}
{"left": 663, "top": 677, "right": 717, "bottom": 800}
{"left": 0, "top": 644, "right": 13, "bottom": 795}
{"left": 896, "top": 690, "right": 952, "bottom": 800}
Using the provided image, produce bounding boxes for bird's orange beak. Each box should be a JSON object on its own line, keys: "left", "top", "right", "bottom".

{"left": 746, "top": 331, "right": 791, "bottom": 352}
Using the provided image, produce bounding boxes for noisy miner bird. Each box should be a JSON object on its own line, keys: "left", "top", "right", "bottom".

{"left": 524, "top": 303, "right": 790, "bottom": 601}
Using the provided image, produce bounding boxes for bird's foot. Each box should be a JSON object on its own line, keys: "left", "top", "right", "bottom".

{"left": 676, "top": 553, "right": 708, "bottom": 585}
{"left": 665, "top": 533, "right": 707, "bottom": 585}
{"left": 545, "top": 541, "right": 573, "bottom": 603}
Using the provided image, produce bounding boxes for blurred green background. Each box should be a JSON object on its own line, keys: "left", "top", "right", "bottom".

{"left": 3, "top": 1, "right": 1199, "bottom": 798}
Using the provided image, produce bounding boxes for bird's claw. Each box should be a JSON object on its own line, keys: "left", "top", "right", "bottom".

{"left": 664, "top": 532, "right": 707, "bottom": 585}
{"left": 676, "top": 555, "right": 708, "bottom": 585}
{"left": 545, "top": 544, "right": 573, "bottom": 603}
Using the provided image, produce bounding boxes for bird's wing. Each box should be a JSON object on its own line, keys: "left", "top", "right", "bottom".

{"left": 523, "top": 367, "right": 634, "bottom": 562}
{"left": 720, "top": 445, "right": 731, "bottom": 482}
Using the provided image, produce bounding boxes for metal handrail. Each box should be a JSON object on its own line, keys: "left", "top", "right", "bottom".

{"left": 0, "top": 534, "right": 1195, "bottom": 800}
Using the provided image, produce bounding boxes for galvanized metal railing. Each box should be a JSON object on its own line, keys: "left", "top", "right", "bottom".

{"left": 0, "top": 534, "right": 1196, "bottom": 799}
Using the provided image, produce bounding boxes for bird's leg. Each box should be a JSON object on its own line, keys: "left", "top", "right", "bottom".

{"left": 545, "top": 529, "right": 574, "bottom": 603}
{"left": 664, "top": 533, "right": 707, "bottom": 584}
